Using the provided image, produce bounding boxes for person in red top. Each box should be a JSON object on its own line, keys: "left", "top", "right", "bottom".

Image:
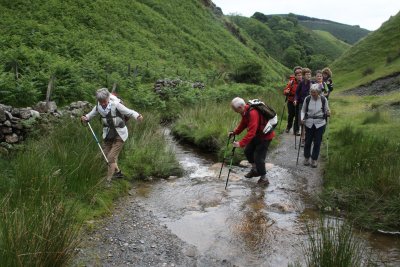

{"left": 230, "top": 97, "right": 275, "bottom": 185}
{"left": 283, "top": 66, "right": 302, "bottom": 135}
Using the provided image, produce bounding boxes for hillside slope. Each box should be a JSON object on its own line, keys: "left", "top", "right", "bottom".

{"left": 231, "top": 14, "right": 350, "bottom": 69}
{"left": 0, "top": 0, "right": 288, "bottom": 107}
{"left": 331, "top": 12, "right": 400, "bottom": 90}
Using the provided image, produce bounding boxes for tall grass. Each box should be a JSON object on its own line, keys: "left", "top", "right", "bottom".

{"left": 321, "top": 125, "right": 400, "bottom": 230}
{"left": 122, "top": 112, "right": 182, "bottom": 179}
{"left": 0, "top": 114, "right": 181, "bottom": 266}
{"left": 303, "top": 218, "right": 372, "bottom": 267}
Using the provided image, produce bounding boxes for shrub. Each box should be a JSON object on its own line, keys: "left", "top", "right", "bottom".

{"left": 230, "top": 62, "right": 264, "bottom": 85}
{"left": 362, "top": 67, "right": 374, "bottom": 76}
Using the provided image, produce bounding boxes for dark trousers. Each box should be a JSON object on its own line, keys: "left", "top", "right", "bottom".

{"left": 304, "top": 125, "right": 325, "bottom": 160}
{"left": 244, "top": 137, "right": 271, "bottom": 176}
{"left": 287, "top": 101, "right": 299, "bottom": 133}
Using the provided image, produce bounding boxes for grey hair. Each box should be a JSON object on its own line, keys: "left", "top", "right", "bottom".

{"left": 96, "top": 88, "right": 110, "bottom": 101}
{"left": 231, "top": 97, "right": 245, "bottom": 108}
{"left": 310, "top": 84, "right": 321, "bottom": 94}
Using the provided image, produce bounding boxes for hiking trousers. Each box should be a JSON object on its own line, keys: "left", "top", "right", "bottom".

{"left": 244, "top": 137, "right": 271, "bottom": 176}
{"left": 304, "top": 125, "right": 325, "bottom": 160}
{"left": 287, "top": 101, "right": 299, "bottom": 133}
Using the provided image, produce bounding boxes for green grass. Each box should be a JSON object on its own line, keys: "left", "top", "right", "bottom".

{"left": 312, "top": 30, "right": 351, "bottom": 57}
{"left": 331, "top": 11, "right": 400, "bottom": 91}
{"left": 0, "top": 113, "right": 180, "bottom": 266}
{"left": 172, "top": 85, "right": 285, "bottom": 162}
{"left": 319, "top": 92, "right": 400, "bottom": 231}
{"left": 0, "top": 0, "right": 288, "bottom": 107}
{"left": 302, "top": 218, "right": 373, "bottom": 267}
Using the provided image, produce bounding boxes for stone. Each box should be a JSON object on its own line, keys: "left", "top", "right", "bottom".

{"left": 5, "top": 133, "right": 19, "bottom": 144}
{"left": 30, "top": 110, "right": 40, "bottom": 119}
{"left": 0, "top": 146, "right": 8, "bottom": 156}
{"left": 0, "top": 109, "right": 6, "bottom": 122}
{"left": 1, "top": 127, "right": 12, "bottom": 134}
{"left": 0, "top": 104, "right": 12, "bottom": 112}
{"left": 11, "top": 108, "right": 21, "bottom": 117}
{"left": 4, "top": 111, "right": 13, "bottom": 120}
{"left": 3, "top": 120, "right": 11, "bottom": 127}
{"left": 19, "top": 108, "right": 32, "bottom": 119}
{"left": 34, "top": 101, "right": 57, "bottom": 113}
{"left": 239, "top": 160, "right": 252, "bottom": 168}
{"left": 12, "top": 123, "right": 23, "bottom": 130}
{"left": 0, "top": 142, "right": 12, "bottom": 149}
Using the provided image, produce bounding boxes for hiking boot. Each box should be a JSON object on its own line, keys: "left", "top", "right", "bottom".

{"left": 257, "top": 175, "right": 270, "bottom": 186}
{"left": 311, "top": 160, "right": 318, "bottom": 168}
{"left": 244, "top": 169, "right": 259, "bottom": 179}
{"left": 301, "top": 139, "right": 305, "bottom": 147}
{"left": 294, "top": 131, "right": 300, "bottom": 136}
{"left": 113, "top": 170, "right": 125, "bottom": 179}
{"left": 285, "top": 127, "right": 290, "bottom": 133}
{"left": 303, "top": 158, "right": 310, "bottom": 166}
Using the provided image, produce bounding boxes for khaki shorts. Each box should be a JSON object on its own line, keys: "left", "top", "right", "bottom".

{"left": 102, "top": 136, "right": 124, "bottom": 164}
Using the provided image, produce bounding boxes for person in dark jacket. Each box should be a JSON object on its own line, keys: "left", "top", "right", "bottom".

{"left": 294, "top": 68, "right": 313, "bottom": 144}
{"left": 230, "top": 97, "right": 276, "bottom": 186}
{"left": 283, "top": 66, "right": 302, "bottom": 135}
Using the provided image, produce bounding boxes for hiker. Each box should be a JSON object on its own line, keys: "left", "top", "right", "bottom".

{"left": 294, "top": 68, "right": 313, "bottom": 145}
{"left": 283, "top": 66, "right": 302, "bottom": 135}
{"left": 230, "top": 97, "right": 276, "bottom": 185}
{"left": 322, "top": 67, "right": 334, "bottom": 98}
{"left": 315, "top": 70, "right": 330, "bottom": 97}
{"left": 300, "top": 84, "right": 330, "bottom": 168}
{"left": 81, "top": 88, "right": 143, "bottom": 181}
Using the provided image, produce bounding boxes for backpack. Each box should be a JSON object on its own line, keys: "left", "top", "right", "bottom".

{"left": 304, "top": 95, "right": 327, "bottom": 120}
{"left": 248, "top": 99, "right": 278, "bottom": 134}
{"left": 248, "top": 99, "right": 277, "bottom": 120}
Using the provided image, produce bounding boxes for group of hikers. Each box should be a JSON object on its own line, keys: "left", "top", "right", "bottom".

{"left": 81, "top": 66, "right": 332, "bottom": 187}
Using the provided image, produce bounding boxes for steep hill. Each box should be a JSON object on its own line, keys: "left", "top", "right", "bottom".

{"left": 0, "top": 0, "right": 287, "bottom": 107}
{"left": 331, "top": 12, "right": 400, "bottom": 90}
{"left": 231, "top": 13, "right": 350, "bottom": 70}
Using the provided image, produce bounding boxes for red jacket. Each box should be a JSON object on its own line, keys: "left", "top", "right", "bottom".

{"left": 233, "top": 104, "right": 275, "bottom": 148}
{"left": 283, "top": 75, "right": 298, "bottom": 102}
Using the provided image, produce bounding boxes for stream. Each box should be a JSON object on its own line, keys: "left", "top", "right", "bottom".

{"left": 76, "top": 129, "right": 400, "bottom": 266}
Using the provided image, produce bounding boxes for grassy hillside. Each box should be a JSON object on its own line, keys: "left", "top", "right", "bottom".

{"left": 331, "top": 12, "right": 400, "bottom": 90}
{"left": 231, "top": 13, "right": 350, "bottom": 70}
{"left": 296, "top": 15, "right": 370, "bottom": 44}
{"left": 0, "top": 0, "right": 288, "bottom": 107}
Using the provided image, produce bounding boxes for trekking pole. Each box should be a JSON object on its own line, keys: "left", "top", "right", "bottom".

{"left": 218, "top": 134, "right": 232, "bottom": 179}
{"left": 85, "top": 121, "right": 109, "bottom": 165}
{"left": 296, "top": 124, "right": 303, "bottom": 166}
{"left": 294, "top": 105, "right": 297, "bottom": 150}
{"left": 278, "top": 96, "right": 288, "bottom": 131}
{"left": 225, "top": 135, "right": 237, "bottom": 190}
{"left": 326, "top": 118, "right": 330, "bottom": 162}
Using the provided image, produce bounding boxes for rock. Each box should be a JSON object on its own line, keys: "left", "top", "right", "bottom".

{"left": 0, "top": 142, "right": 12, "bottom": 149}
{"left": 239, "top": 160, "right": 252, "bottom": 168}
{"left": 3, "top": 120, "right": 11, "bottom": 127}
{"left": 19, "top": 108, "right": 32, "bottom": 119}
{"left": 30, "top": 110, "right": 40, "bottom": 119}
{"left": 0, "top": 109, "right": 6, "bottom": 122}
{"left": 1, "top": 127, "right": 12, "bottom": 134}
{"left": 184, "top": 247, "right": 196, "bottom": 257}
{"left": 70, "top": 109, "right": 84, "bottom": 117}
{"left": 4, "top": 111, "right": 13, "bottom": 120}
{"left": 11, "top": 108, "right": 21, "bottom": 118}
{"left": 0, "top": 104, "right": 12, "bottom": 112}
{"left": 34, "top": 101, "right": 57, "bottom": 113}
{"left": 12, "top": 122, "right": 23, "bottom": 130}
{"left": 5, "top": 133, "right": 19, "bottom": 144}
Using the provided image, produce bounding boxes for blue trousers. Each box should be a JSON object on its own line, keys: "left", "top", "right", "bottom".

{"left": 304, "top": 125, "right": 325, "bottom": 160}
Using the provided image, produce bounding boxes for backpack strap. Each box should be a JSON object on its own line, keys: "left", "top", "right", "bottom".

{"left": 305, "top": 95, "right": 327, "bottom": 120}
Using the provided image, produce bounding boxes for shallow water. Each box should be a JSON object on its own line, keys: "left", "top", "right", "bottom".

{"left": 131, "top": 129, "right": 400, "bottom": 266}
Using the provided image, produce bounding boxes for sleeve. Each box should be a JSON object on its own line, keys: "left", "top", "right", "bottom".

{"left": 301, "top": 98, "right": 307, "bottom": 121}
{"left": 233, "top": 117, "right": 247, "bottom": 136}
{"left": 239, "top": 110, "right": 259, "bottom": 147}
{"left": 85, "top": 106, "right": 98, "bottom": 121}
{"left": 116, "top": 103, "right": 140, "bottom": 120}
{"left": 295, "top": 82, "right": 302, "bottom": 101}
{"left": 283, "top": 81, "right": 291, "bottom": 96}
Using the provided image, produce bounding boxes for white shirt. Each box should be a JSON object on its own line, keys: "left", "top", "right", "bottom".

{"left": 301, "top": 96, "right": 330, "bottom": 129}
{"left": 85, "top": 101, "right": 140, "bottom": 142}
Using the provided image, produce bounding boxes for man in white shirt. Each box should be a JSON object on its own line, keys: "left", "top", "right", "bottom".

{"left": 81, "top": 88, "right": 143, "bottom": 181}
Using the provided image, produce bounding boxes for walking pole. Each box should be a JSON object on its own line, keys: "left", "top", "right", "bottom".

{"left": 278, "top": 96, "right": 288, "bottom": 131}
{"left": 296, "top": 124, "right": 303, "bottom": 166}
{"left": 85, "top": 121, "right": 109, "bottom": 165}
{"left": 218, "top": 134, "right": 232, "bottom": 179}
{"left": 326, "top": 118, "right": 329, "bottom": 162}
{"left": 225, "top": 135, "right": 237, "bottom": 190}
{"left": 294, "top": 105, "right": 297, "bottom": 150}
